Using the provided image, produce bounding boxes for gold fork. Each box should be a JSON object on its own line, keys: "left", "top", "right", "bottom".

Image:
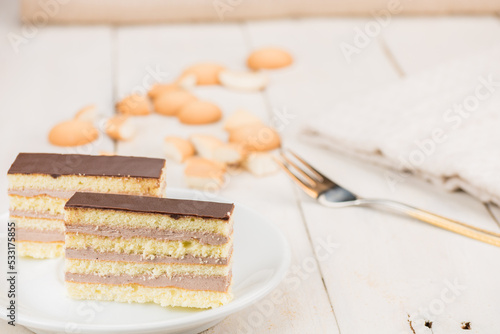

{"left": 276, "top": 149, "right": 500, "bottom": 247}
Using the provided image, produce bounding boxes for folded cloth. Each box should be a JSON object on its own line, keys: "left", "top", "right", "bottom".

{"left": 303, "top": 48, "right": 500, "bottom": 206}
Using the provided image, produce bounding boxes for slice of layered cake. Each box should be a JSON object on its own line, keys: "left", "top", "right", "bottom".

{"left": 7, "top": 153, "right": 167, "bottom": 259}
{"left": 64, "top": 192, "right": 234, "bottom": 308}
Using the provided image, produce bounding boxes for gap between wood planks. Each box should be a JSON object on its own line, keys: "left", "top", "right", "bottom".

{"left": 485, "top": 203, "right": 500, "bottom": 229}
{"left": 379, "top": 36, "right": 405, "bottom": 78}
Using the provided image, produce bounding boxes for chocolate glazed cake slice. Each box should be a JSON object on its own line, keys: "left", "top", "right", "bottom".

{"left": 7, "top": 153, "right": 167, "bottom": 259}
{"left": 64, "top": 192, "right": 235, "bottom": 308}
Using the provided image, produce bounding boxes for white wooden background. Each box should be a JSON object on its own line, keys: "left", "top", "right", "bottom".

{"left": 2, "top": 1, "right": 500, "bottom": 333}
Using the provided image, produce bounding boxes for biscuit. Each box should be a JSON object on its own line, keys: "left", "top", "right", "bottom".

{"left": 74, "top": 105, "right": 97, "bottom": 122}
{"left": 105, "top": 115, "right": 136, "bottom": 141}
{"left": 176, "top": 74, "right": 197, "bottom": 89}
{"left": 243, "top": 152, "right": 279, "bottom": 176}
{"left": 48, "top": 120, "right": 99, "bottom": 147}
{"left": 154, "top": 90, "right": 197, "bottom": 116}
{"left": 184, "top": 157, "right": 225, "bottom": 190}
{"left": 178, "top": 101, "right": 222, "bottom": 125}
{"left": 116, "top": 94, "right": 151, "bottom": 116}
{"left": 213, "top": 143, "right": 246, "bottom": 166}
{"left": 99, "top": 151, "right": 115, "bottom": 156}
{"left": 219, "top": 70, "right": 269, "bottom": 91}
{"left": 180, "top": 63, "right": 225, "bottom": 85}
{"left": 223, "top": 109, "right": 262, "bottom": 132}
{"left": 148, "top": 83, "right": 179, "bottom": 100}
{"left": 164, "top": 136, "right": 195, "bottom": 163}
{"left": 190, "top": 134, "right": 224, "bottom": 159}
{"left": 228, "top": 123, "right": 281, "bottom": 151}
{"left": 247, "top": 48, "right": 293, "bottom": 70}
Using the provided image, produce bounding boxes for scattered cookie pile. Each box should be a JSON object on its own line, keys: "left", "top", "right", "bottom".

{"left": 170, "top": 109, "right": 282, "bottom": 190}
{"left": 47, "top": 47, "right": 293, "bottom": 188}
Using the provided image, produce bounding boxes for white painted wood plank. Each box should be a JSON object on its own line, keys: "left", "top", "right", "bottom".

{"left": 248, "top": 17, "right": 500, "bottom": 334}
{"left": 243, "top": 17, "right": 403, "bottom": 334}
{"left": 0, "top": 1, "right": 114, "bottom": 333}
{"left": 243, "top": 17, "right": 402, "bottom": 333}
{"left": 0, "top": 2, "right": 114, "bottom": 213}
{"left": 115, "top": 23, "right": 339, "bottom": 333}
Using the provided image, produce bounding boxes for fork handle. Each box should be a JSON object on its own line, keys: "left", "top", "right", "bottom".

{"left": 359, "top": 199, "right": 500, "bottom": 247}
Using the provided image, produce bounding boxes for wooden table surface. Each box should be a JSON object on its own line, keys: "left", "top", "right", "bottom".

{"left": 1, "top": 1, "right": 500, "bottom": 333}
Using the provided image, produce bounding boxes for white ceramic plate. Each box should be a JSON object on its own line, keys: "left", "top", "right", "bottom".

{"left": 0, "top": 188, "right": 291, "bottom": 334}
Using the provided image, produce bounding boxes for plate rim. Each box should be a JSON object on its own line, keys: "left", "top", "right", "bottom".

{"left": 0, "top": 188, "right": 291, "bottom": 333}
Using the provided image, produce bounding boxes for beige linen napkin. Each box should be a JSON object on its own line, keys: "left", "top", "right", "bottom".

{"left": 303, "top": 48, "right": 500, "bottom": 206}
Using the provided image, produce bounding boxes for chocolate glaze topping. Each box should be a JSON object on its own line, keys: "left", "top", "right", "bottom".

{"left": 8, "top": 153, "right": 165, "bottom": 179}
{"left": 66, "top": 192, "right": 234, "bottom": 220}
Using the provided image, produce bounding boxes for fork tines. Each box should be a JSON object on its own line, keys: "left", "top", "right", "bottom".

{"left": 274, "top": 149, "right": 335, "bottom": 198}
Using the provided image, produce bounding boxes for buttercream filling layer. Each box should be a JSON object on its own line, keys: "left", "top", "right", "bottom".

{"left": 17, "top": 228, "right": 65, "bottom": 242}
{"left": 65, "top": 272, "right": 232, "bottom": 292}
{"left": 9, "top": 210, "right": 64, "bottom": 220}
{"left": 65, "top": 247, "right": 232, "bottom": 265}
{"left": 8, "top": 189, "right": 76, "bottom": 199}
{"left": 8, "top": 186, "right": 168, "bottom": 199}
{"left": 65, "top": 224, "right": 229, "bottom": 245}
